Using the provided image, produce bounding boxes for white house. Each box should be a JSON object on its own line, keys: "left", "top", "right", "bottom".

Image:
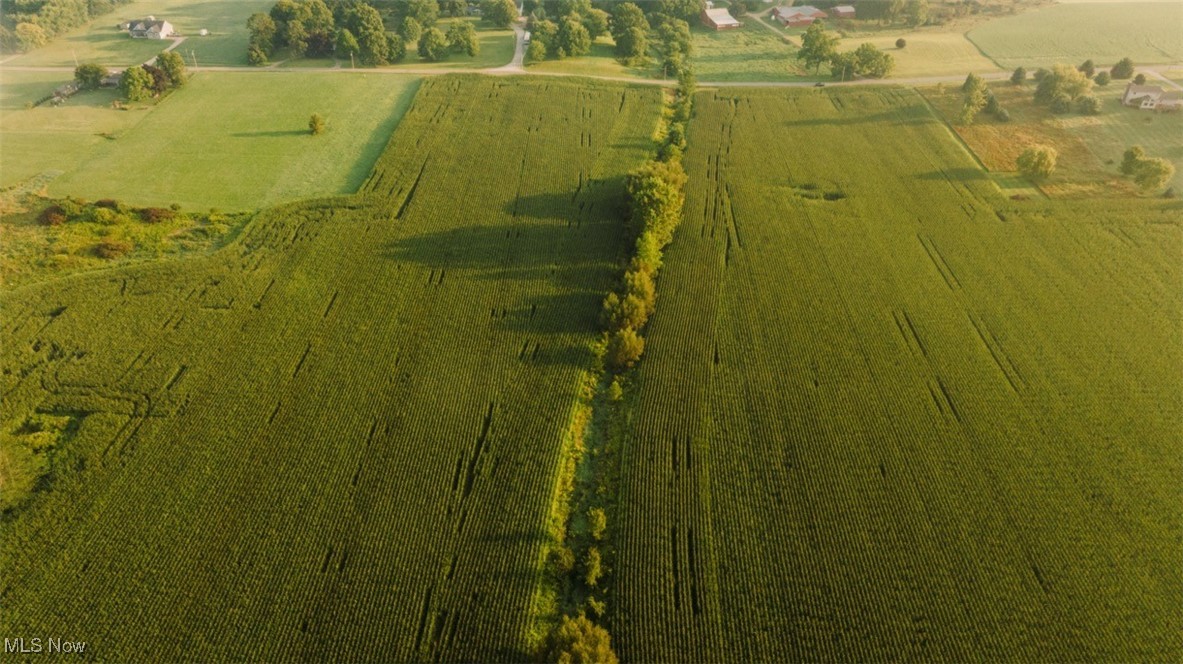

{"left": 1122, "top": 82, "right": 1183, "bottom": 112}
{"left": 127, "top": 18, "right": 175, "bottom": 39}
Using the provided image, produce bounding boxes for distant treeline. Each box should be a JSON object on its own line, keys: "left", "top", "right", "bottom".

{"left": 0, "top": 0, "right": 137, "bottom": 52}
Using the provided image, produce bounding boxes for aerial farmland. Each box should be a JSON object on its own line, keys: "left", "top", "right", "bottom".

{"left": 1, "top": 1, "right": 1179, "bottom": 662}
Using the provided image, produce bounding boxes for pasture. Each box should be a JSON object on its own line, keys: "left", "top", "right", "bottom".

{"left": 611, "top": 87, "right": 1182, "bottom": 661}
{"left": 923, "top": 82, "right": 1183, "bottom": 195}
{"left": 5, "top": 0, "right": 271, "bottom": 68}
{"left": 967, "top": 2, "right": 1183, "bottom": 68}
{"left": 1, "top": 72, "right": 421, "bottom": 210}
{"left": 0, "top": 76, "right": 662, "bottom": 660}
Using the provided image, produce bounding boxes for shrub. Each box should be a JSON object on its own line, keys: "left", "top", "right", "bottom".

{"left": 1120, "top": 145, "right": 1146, "bottom": 175}
{"left": 1050, "top": 93, "right": 1072, "bottom": 114}
{"left": 74, "top": 63, "right": 106, "bottom": 90}
{"left": 140, "top": 207, "right": 176, "bottom": 223}
{"left": 1078, "top": 59, "right": 1095, "bottom": 78}
{"left": 1133, "top": 157, "right": 1175, "bottom": 192}
{"left": 1017, "top": 145, "right": 1057, "bottom": 180}
{"left": 38, "top": 205, "right": 67, "bottom": 226}
{"left": 309, "top": 113, "right": 326, "bottom": 135}
{"left": 996, "top": 108, "right": 1010, "bottom": 123}
{"left": 1010, "top": 66, "right": 1026, "bottom": 85}
{"left": 895, "top": 37, "right": 906, "bottom": 48}
{"left": 1093, "top": 71, "right": 1110, "bottom": 86}
{"left": 962, "top": 72, "right": 983, "bottom": 93}
{"left": 1110, "top": 57, "right": 1134, "bottom": 79}
{"left": 1133, "top": 73, "right": 1146, "bottom": 85}
{"left": 583, "top": 547, "right": 604, "bottom": 587}
{"left": 94, "top": 239, "right": 132, "bottom": 259}
{"left": 95, "top": 199, "right": 121, "bottom": 210}
{"left": 1076, "top": 95, "right": 1101, "bottom": 115}
{"left": 588, "top": 507, "right": 607, "bottom": 541}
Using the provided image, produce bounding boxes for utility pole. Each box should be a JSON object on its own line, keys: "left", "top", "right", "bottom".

{"left": 351, "top": 52, "right": 355, "bottom": 69}
{"left": 190, "top": 50, "right": 198, "bottom": 69}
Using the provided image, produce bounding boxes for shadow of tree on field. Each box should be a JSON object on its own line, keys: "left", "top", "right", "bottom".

{"left": 230, "top": 129, "right": 309, "bottom": 138}
{"left": 778, "top": 108, "right": 931, "bottom": 128}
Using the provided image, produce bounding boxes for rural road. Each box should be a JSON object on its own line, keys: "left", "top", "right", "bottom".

{"left": 3, "top": 61, "right": 1179, "bottom": 90}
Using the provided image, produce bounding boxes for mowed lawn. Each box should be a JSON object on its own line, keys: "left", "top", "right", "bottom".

{"left": 6, "top": 0, "right": 271, "bottom": 67}
{"left": 967, "top": 2, "right": 1183, "bottom": 68}
{"left": 17, "top": 73, "right": 420, "bottom": 210}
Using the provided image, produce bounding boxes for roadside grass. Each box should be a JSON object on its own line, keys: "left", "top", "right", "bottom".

{"left": 966, "top": 2, "right": 1183, "bottom": 68}
{"left": 528, "top": 39, "right": 652, "bottom": 79}
{"left": 921, "top": 81, "right": 1182, "bottom": 196}
{"left": 5, "top": 0, "right": 271, "bottom": 68}
{"left": 0, "top": 73, "right": 421, "bottom": 210}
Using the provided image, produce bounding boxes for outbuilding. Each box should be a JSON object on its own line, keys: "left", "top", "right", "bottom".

{"left": 702, "top": 7, "right": 742, "bottom": 30}
{"left": 772, "top": 5, "right": 827, "bottom": 27}
{"left": 831, "top": 5, "right": 856, "bottom": 19}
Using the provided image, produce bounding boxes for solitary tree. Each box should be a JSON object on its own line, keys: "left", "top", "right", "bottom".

{"left": 1010, "top": 66, "right": 1026, "bottom": 85}
{"left": 1133, "top": 73, "right": 1146, "bottom": 85}
{"left": 1017, "top": 145, "right": 1057, "bottom": 180}
{"left": 1110, "top": 57, "right": 1134, "bottom": 79}
{"left": 74, "top": 63, "right": 106, "bottom": 90}
{"left": 797, "top": 21, "right": 839, "bottom": 74}
{"left": 545, "top": 615, "right": 618, "bottom": 664}
{"left": 309, "top": 113, "right": 326, "bottom": 135}
{"left": 895, "top": 37, "right": 906, "bottom": 49}
{"left": 1094, "top": 70, "right": 1110, "bottom": 86}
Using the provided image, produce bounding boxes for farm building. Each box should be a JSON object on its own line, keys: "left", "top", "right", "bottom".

{"left": 702, "top": 7, "right": 742, "bottom": 30}
{"left": 1121, "top": 83, "right": 1183, "bottom": 111}
{"left": 124, "top": 17, "right": 175, "bottom": 39}
{"left": 772, "top": 5, "right": 827, "bottom": 27}
{"left": 831, "top": 5, "right": 856, "bottom": 19}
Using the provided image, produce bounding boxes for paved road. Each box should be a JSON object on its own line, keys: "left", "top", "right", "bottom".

{"left": 3, "top": 61, "right": 1180, "bottom": 90}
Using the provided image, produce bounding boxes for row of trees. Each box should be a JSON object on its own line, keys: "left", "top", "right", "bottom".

{"left": 120, "top": 51, "right": 187, "bottom": 102}
{"left": 797, "top": 22, "right": 895, "bottom": 80}
{"left": 248, "top": 0, "right": 478, "bottom": 66}
{"left": 524, "top": 0, "right": 693, "bottom": 67}
{"left": 1, "top": 0, "right": 135, "bottom": 53}
{"left": 77, "top": 52, "right": 186, "bottom": 103}
{"left": 603, "top": 70, "right": 693, "bottom": 372}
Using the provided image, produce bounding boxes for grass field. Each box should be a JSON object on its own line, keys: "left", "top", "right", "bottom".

{"left": 5, "top": 0, "right": 271, "bottom": 68}
{"left": 967, "top": 2, "right": 1183, "bottom": 68}
{"left": 1, "top": 72, "right": 421, "bottom": 210}
{"left": 923, "top": 82, "right": 1183, "bottom": 195}
{"left": 611, "top": 87, "right": 1182, "bottom": 661}
{"left": 836, "top": 31, "right": 997, "bottom": 77}
{"left": 529, "top": 39, "right": 652, "bottom": 79}
{"left": 688, "top": 25, "right": 811, "bottom": 82}
{"left": 0, "top": 76, "right": 661, "bottom": 660}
